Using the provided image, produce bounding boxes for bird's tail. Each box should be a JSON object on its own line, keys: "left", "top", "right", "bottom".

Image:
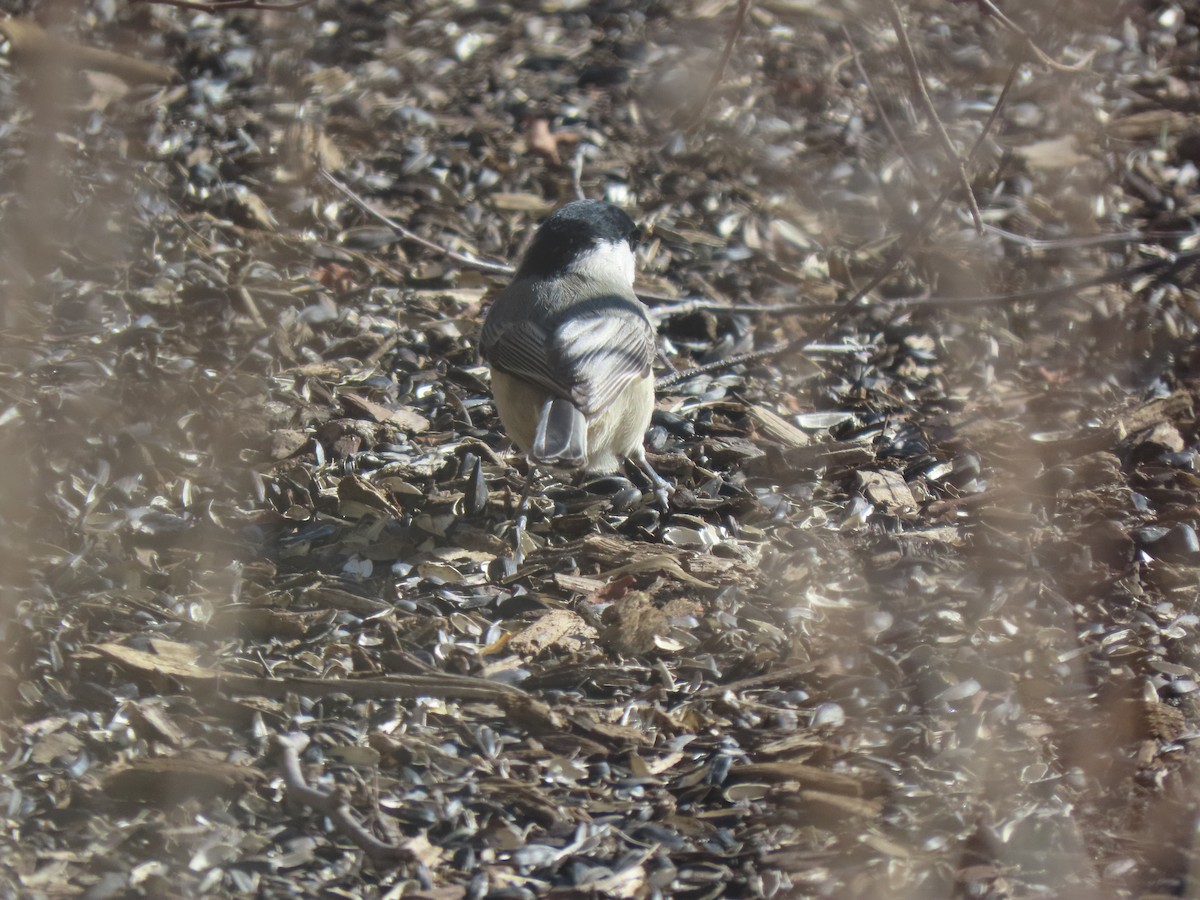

{"left": 531, "top": 398, "right": 587, "bottom": 468}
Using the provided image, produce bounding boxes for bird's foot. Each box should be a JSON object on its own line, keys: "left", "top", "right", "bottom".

{"left": 629, "top": 447, "right": 674, "bottom": 512}
{"left": 511, "top": 512, "right": 527, "bottom": 566}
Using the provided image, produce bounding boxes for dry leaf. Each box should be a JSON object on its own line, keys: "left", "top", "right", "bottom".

{"left": 313, "top": 262, "right": 358, "bottom": 295}
{"left": 527, "top": 118, "right": 579, "bottom": 164}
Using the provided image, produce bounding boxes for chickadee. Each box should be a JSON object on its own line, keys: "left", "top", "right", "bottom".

{"left": 481, "top": 199, "right": 670, "bottom": 502}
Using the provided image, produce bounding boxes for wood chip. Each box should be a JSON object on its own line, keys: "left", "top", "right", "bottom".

{"left": 104, "top": 755, "right": 264, "bottom": 804}
{"left": 747, "top": 404, "right": 810, "bottom": 448}
{"left": 856, "top": 469, "right": 917, "bottom": 515}
{"left": 340, "top": 393, "right": 431, "bottom": 433}
{"left": 509, "top": 609, "right": 597, "bottom": 657}
{"left": 337, "top": 472, "right": 401, "bottom": 517}
{"left": 730, "top": 761, "right": 868, "bottom": 796}
{"left": 0, "top": 18, "right": 177, "bottom": 84}
{"left": 599, "top": 592, "right": 667, "bottom": 657}
{"left": 576, "top": 534, "right": 756, "bottom": 585}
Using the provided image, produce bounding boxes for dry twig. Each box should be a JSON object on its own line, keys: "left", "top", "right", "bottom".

{"left": 885, "top": 247, "right": 1200, "bottom": 308}
{"left": 219, "top": 671, "right": 524, "bottom": 702}
{"left": 93, "top": 639, "right": 526, "bottom": 702}
{"left": 689, "top": 0, "right": 755, "bottom": 130}
{"left": 649, "top": 298, "right": 842, "bottom": 319}
{"left": 653, "top": 246, "right": 1200, "bottom": 322}
{"left": 320, "top": 168, "right": 514, "bottom": 277}
{"left": 884, "top": 0, "right": 983, "bottom": 233}
{"left": 976, "top": 0, "right": 1097, "bottom": 73}
{"left": 270, "top": 733, "right": 410, "bottom": 862}
{"left": 842, "top": 61, "right": 1020, "bottom": 310}
{"left": 133, "top": 0, "right": 317, "bottom": 11}
{"left": 844, "top": 26, "right": 933, "bottom": 202}
{"left": 981, "top": 225, "right": 1151, "bottom": 251}
{"left": 656, "top": 343, "right": 798, "bottom": 388}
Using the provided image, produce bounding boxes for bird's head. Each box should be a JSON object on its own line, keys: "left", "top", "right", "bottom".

{"left": 515, "top": 199, "right": 641, "bottom": 287}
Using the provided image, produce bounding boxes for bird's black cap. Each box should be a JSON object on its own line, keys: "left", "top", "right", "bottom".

{"left": 516, "top": 200, "right": 640, "bottom": 278}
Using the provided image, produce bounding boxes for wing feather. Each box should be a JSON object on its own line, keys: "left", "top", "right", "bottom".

{"left": 550, "top": 305, "right": 654, "bottom": 415}
{"left": 483, "top": 290, "right": 655, "bottom": 416}
{"left": 480, "top": 319, "right": 566, "bottom": 399}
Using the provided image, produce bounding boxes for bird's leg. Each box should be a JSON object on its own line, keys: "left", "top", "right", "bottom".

{"left": 630, "top": 445, "right": 673, "bottom": 511}
{"left": 511, "top": 463, "right": 540, "bottom": 565}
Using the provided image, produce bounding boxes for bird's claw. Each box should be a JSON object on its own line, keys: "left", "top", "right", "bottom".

{"left": 511, "top": 512, "right": 527, "bottom": 566}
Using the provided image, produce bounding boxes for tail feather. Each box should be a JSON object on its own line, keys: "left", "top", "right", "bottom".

{"left": 532, "top": 399, "right": 587, "bottom": 467}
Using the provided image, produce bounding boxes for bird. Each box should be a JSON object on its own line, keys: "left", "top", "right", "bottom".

{"left": 480, "top": 200, "right": 671, "bottom": 514}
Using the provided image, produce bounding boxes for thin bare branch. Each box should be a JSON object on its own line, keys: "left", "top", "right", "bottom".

{"left": 320, "top": 167, "right": 515, "bottom": 277}
{"left": 885, "top": 247, "right": 1200, "bottom": 308}
{"left": 649, "top": 298, "right": 842, "bottom": 320}
{"left": 656, "top": 343, "right": 796, "bottom": 388}
{"left": 271, "top": 734, "right": 410, "bottom": 863}
{"left": 884, "top": 0, "right": 983, "bottom": 233}
{"left": 843, "top": 26, "right": 933, "bottom": 202}
{"left": 689, "top": 0, "right": 755, "bottom": 131}
{"left": 980, "top": 224, "right": 1150, "bottom": 251}
{"left": 655, "top": 247, "right": 1200, "bottom": 323}
{"left": 842, "top": 61, "right": 1020, "bottom": 310}
{"left": 976, "top": 0, "right": 1097, "bottom": 73}
{"left": 132, "top": 0, "right": 317, "bottom": 11}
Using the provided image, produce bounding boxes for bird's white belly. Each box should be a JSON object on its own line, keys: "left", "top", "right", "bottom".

{"left": 490, "top": 370, "right": 654, "bottom": 475}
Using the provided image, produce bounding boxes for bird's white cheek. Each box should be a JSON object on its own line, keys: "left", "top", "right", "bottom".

{"left": 569, "top": 240, "right": 637, "bottom": 289}
{"left": 619, "top": 242, "right": 635, "bottom": 285}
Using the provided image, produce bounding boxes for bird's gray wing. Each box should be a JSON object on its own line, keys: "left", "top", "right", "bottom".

{"left": 480, "top": 316, "right": 570, "bottom": 399}
{"left": 549, "top": 296, "right": 655, "bottom": 417}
